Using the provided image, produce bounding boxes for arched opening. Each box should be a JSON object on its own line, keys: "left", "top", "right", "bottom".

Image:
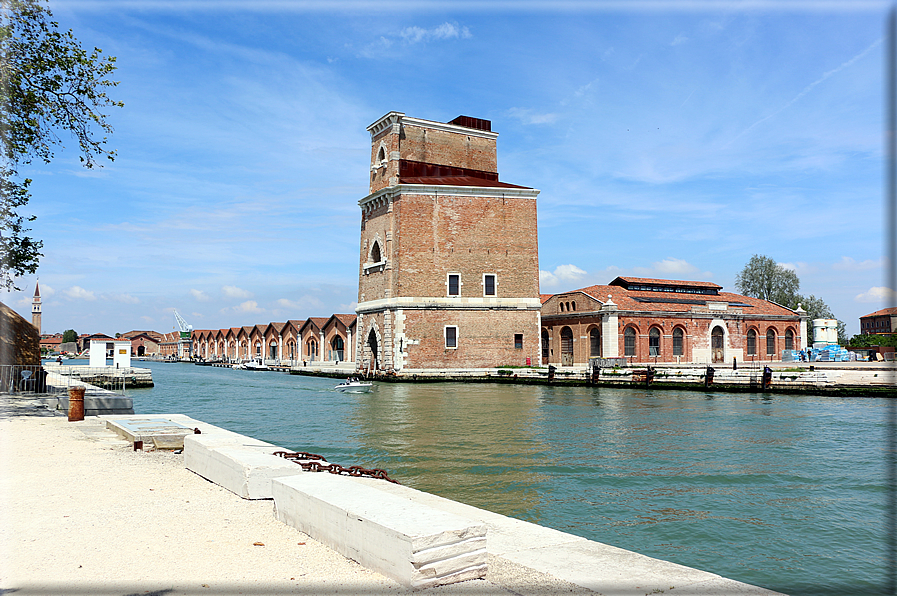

{"left": 331, "top": 336, "right": 345, "bottom": 361}
{"left": 377, "top": 146, "right": 386, "bottom": 164}
{"left": 747, "top": 329, "right": 757, "bottom": 356}
{"left": 649, "top": 327, "right": 661, "bottom": 357}
{"left": 766, "top": 329, "right": 776, "bottom": 359}
{"left": 673, "top": 327, "right": 684, "bottom": 357}
{"left": 785, "top": 328, "right": 794, "bottom": 351}
{"left": 711, "top": 326, "right": 725, "bottom": 363}
{"left": 370, "top": 241, "right": 381, "bottom": 264}
{"left": 367, "top": 328, "right": 379, "bottom": 369}
{"left": 589, "top": 328, "right": 600, "bottom": 357}
{"left": 255, "top": 342, "right": 262, "bottom": 357}
{"left": 541, "top": 329, "right": 549, "bottom": 364}
{"left": 307, "top": 339, "right": 317, "bottom": 362}
{"left": 269, "top": 342, "right": 277, "bottom": 360}
{"left": 624, "top": 327, "right": 636, "bottom": 357}
{"left": 137, "top": 345, "right": 145, "bottom": 357}
{"left": 560, "top": 327, "right": 574, "bottom": 366}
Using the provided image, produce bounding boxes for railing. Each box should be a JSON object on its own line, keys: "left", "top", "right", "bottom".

{"left": 0, "top": 365, "right": 55, "bottom": 395}
{"left": 40, "top": 364, "right": 137, "bottom": 395}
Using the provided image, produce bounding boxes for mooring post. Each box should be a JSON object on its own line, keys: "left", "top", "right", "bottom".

{"left": 68, "top": 386, "right": 85, "bottom": 422}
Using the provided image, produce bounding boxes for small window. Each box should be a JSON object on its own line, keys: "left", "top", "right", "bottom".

{"left": 766, "top": 329, "right": 776, "bottom": 356}
{"left": 541, "top": 330, "right": 549, "bottom": 358}
{"left": 649, "top": 328, "right": 660, "bottom": 357}
{"left": 445, "top": 326, "right": 458, "bottom": 348}
{"left": 514, "top": 333, "right": 523, "bottom": 349}
{"left": 448, "top": 274, "right": 460, "bottom": 296}
{"left": 484, "top": 274, "right": 496, "bottom": 296}
{"left": 370, "top": 241, "right": 381, "bottom": 263}
{"left": 572, "top": 301, "right": 576, "bottom": 311}
{"left": 785, "top": 329, "right": 794, "bottom": 351}
{"left": 747, "top": 329, "right": 757, "bottom": 356}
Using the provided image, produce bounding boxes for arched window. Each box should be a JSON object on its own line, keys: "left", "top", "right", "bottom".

{"left": 377, "top": 146, "right": 386, "bottom": 164}
{"left": 766, "top": 329, "right": 776, "bottom": 358}
{"left": 785, "top": 329, "right": 794, "bottom": 351}
{"left": 589, "top": 328, "right": 600, "bottom": 357}
{"left": 541, "top": 329, "right": 549, "bottom": 359}
{"left": 624, "top": 327, "right": 636, "bottom": 357}
{"left": 370, "top": 241, "right": 381, "bottom": 263}
{"left": 307, "top": 339, "right": 317, "bottom": 361}
{"left": 559, "top": 302, "right": 564, "bottom": 312}
{"left": 673, "top": 327, "right": 684, "bottom": 357}
{"left": 747, "top": 329, "right": 757, "bottom": 356}
{"left": 649, "top": 327, "right": 660, "bottom": 357}
{"left": 572, "top": 301, "right": 576, "bottom": 311}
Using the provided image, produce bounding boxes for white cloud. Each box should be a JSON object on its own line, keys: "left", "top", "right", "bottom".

{"left": 652, "top": 257, "right": 700, "bottom": 275}
{"left": 39, "top": 284, "right": 55, "bottom": 297}
{"left": 400, "top": 22, "right": 472, "bottom": 44}
{"left": 833, "top": 256, "right": 883, "bottom": 271}
{"left": 237, "top": 300, "right": 263, "bottom": 313}
{"left": 507, "top": 107, "right": 558, "bottom": 125}
{"left": 64, "top": 286, "right": 96, "bottom": 301}
{"left": 222, "top": 285, "right": 252, "bottom": 299}
{"left": 190, "top": 289, "right": 211, "bottom": 301}
{"left": 140, "top": 316, "right": 154, "bottom": 323}
{"left": 540, "top": 264, "right": 588, "bottom": 288}
{"left": 110, "top": 293, "right": 140, "bottom": 304}
{"left": 854, "top": 286, "right": 897, "bottom": 303}
{"left": 275, "top": 296, "right": 325, "bottom": 310}
{"left": 671, "top": 34, "right": 688, "bottom": 46}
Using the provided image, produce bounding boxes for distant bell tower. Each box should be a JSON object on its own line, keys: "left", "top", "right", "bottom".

{"left": 356, "top": 112, "right": 542, "bottom": 372}
{"left": 31, "top": 281, "right": 41, "bottom": 334}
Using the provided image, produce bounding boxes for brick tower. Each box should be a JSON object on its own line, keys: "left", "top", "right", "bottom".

{"left": 356, "top": 112, "right": 541, "bottom": 372}
{"left": 31, "top": 281, "right": 41, "bottom": 334}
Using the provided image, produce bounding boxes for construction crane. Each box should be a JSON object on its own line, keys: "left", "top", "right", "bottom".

{"left": 174, "top": 310, "right": 194, "bottom": 360}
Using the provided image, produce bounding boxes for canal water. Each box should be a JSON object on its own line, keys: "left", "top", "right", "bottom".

{"left": 125, "top": 360, "right": 888, "bottom": 595}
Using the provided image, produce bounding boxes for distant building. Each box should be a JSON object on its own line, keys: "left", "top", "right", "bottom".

{"left": 40, "top": 333, "right": 64, "bottom": 353}
{"left": 541, "top": 277, "right": 806, "bottom": 365}
{"left": 355, "top": 112, "right": 541, "bottom": 372}
{"left": 859, "top": 307, "right": 897, "bottom": 335}
{"left": 31, "top": 281, "right": 41, "bottom": 334}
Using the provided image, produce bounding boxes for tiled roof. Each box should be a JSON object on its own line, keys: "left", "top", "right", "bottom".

{"left": 611, "top": 276, "right": 722, "bottom": 290}
{"left": 546, "top": 283, "right": 797, "bottom": 317}
{"left": 861, "top": 307, "right": 897, "bottom": 318}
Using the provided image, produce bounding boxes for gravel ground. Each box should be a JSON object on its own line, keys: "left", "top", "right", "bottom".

{"left": 0, "top": 396, "right": 592, "bottom": 596}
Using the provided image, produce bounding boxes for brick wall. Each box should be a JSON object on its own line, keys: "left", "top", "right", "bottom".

{"left": 0, "top": 301, "right": 40, "bottom": 365}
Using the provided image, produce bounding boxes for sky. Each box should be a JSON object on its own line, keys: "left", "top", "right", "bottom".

{"left": 2, "top": 0, "right": 890, "bottom": 337}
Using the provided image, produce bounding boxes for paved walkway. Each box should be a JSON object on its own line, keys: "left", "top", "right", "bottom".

{"left": 0, "top": 395, "right": 590, "bottom": 595}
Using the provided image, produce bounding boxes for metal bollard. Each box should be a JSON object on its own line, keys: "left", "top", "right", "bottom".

{"left": 68, "top": 386, "right": 85, "bottom": 421}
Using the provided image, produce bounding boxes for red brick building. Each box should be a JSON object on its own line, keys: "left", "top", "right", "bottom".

{"left": 356, "top": 112, "right": 542, "bottom": 371}
{"left": 859, "top": 307, "right": 897, "bottom": 335}
{"left": 541, "top": 277, "right": 806, "bottom": 365}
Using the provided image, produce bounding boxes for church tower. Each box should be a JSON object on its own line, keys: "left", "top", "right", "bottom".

{"left": 31, "top": 281, "right": 41, "bottom": 334}
{"left": 356, "top": 112, "right": 542, "bottom": 372}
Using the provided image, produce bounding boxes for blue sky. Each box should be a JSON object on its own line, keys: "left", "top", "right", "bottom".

{"left": 3, "top": 0, "right": 889, "bottom": 337}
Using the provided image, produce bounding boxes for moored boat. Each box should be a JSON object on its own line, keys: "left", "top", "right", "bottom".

{"left": 335, "top": 379, "right": 373, "bottom": 393}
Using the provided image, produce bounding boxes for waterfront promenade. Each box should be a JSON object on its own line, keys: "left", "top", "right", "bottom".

{"left": 0, "top": 395, "right": 786, "bottom": 595}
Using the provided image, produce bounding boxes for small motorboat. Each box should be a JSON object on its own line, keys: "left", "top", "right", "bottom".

{"left": 335, "top": 379, "right": 373, "bottom": 393}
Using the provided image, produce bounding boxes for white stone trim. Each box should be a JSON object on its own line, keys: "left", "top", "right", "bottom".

{"left": 400, "top": 115, "right": 499, "bottom": 139}
{"left": 359, "top": 185, "right": 539, "bottom": 211}
{"left": 356, "top": 297, "right": 543, "bottom": 314}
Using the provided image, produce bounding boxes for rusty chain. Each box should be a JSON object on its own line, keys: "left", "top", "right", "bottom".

{"left": 273, "top": 451, "right": 400, "bottom": 484}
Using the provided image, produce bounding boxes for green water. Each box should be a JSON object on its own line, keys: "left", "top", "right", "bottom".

{"left": 126, "top": 360, "right": 890, "bottom": 595}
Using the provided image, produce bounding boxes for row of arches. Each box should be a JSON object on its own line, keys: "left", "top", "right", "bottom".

{"left": 542, "top": 323, "right": 800, "bottom": 364}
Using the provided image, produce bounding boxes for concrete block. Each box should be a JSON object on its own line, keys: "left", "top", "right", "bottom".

{"left": 272, "top": 473, "right": 487, "bottom": 589}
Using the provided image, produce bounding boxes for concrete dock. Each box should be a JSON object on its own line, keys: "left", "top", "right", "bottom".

{"left": 0, "top": 396, "right": 786, "bottom": 595}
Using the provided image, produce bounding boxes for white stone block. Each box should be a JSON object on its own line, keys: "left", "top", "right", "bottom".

{"left": 183, "top": 433, "right": 302, "bottom": 499}
{"left": 272, "top": 473, "right": 487, "bottom": 589}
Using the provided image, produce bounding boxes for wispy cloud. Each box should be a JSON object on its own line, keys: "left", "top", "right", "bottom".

{"left": 508, "top": 107, "right": 558, "bottom": 125}
{"left": 110, "top": 293, "right": 140, "bottom": 304}
{"left": 222, "top": 300, "right": 263, "bottom": 314}
{"left": 832, "top": 256, "right": 884, "bottom": 271}
{"left": 222, "top": 285, "right": 253, "bottom": 299}
{"left": 190, "top": 289, "right": 211, "bottom": 301}
{"left": 854, "top": 286, "right": 896, "bottom": 303}
{"left": 671, "top": 33, "right": 688, "bottom": 46}
{"left": 400, "top": 22, "right": 471, "bottom": 44}
{"left": 728, "top": 37, "right": 881, "bottom": 146}
{"left": 64, "top": 286, "right": 96, "bottom": 301}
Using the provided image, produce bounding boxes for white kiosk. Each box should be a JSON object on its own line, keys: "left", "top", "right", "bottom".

{"left": 88, "top": 339, "right": 132, "bottom": 368}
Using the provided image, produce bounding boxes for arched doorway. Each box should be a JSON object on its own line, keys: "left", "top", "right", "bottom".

{"left": 307, "top": 339, "right": 317, "bottom": 362}
{"left": 589, "top": 328, "right": 600, "bottom": 358}
{"left": 711, "top": 326, "right": 725, "bottom": 363}
{"left": 331, "top": 336, "right": 345, "bottom": 361}
{"left": 137, "top": 345, "right": 145, "bottom": 357}
{"left": 367, "top": 328, "right": 379, "bottom": 369}
{"left": 560, "top": 327, "right": 574, "bottom": 366}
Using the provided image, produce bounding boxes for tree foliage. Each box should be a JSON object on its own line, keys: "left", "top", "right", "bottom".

{"left": 61, "top": 328, "right": 77, "bottom": 343}
{"left": 734, "top": 254, "right": 800, "bottom": 306}
{"left": 0, "top": 0, "right": 123, "bottom": 289}
{"left": 848, "top": 333, "right": 897, "bottom": 348}
{"left": 735, "top": 254, "right": 846, "bottom": 344}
